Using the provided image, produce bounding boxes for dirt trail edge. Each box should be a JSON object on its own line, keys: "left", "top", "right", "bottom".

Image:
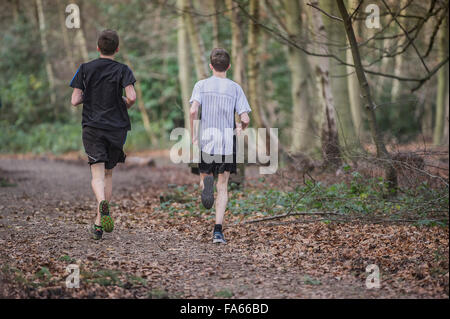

{"left": 0, "top": 158, "right": 448, "bottom": 298}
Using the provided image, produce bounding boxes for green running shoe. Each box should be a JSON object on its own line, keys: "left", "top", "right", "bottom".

{"left": 91, "top": 224, "right": 103, "bottom": 240}
{"left": 99, "top": 200, "right": 114, "bottom": 233}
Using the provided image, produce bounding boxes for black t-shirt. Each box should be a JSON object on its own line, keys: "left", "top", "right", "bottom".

{"left": 70, "top": 58, "right": 136, "bottom": 131}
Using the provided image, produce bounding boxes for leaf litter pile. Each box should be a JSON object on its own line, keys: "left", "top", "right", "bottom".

{"left": 0, "top": 155, "right": 448, "bottom": 298}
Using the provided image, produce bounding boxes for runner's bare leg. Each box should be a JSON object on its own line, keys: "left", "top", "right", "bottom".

{"left": 215, "top": 171, "right": 230, "bottom": 225}
{"left": 90, "top": 163, "right": 105, "bottom": 225}
{"left": 105, "top": 169, "right": 113, "bottom": 202}
{"left": 200, "top": 172, "right": 209, "bottom": 190}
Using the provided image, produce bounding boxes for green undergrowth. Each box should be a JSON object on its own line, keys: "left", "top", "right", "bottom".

{"left": 158, "top": 173, "right": 449, "bottom": 226}
{"left": 0, "top": 121, "right": 167, "bottom": 154}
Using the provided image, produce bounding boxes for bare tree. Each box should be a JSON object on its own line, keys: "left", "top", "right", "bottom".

{"left": 177, "top": 0, "right": 193, "bottom": 131}
{"left": 433, "top": 10, "right": 449, "bottom": 145}
{"left": 35, "top": 0, "right": 56, "bottom": 109}
{"left": 211, "top": 0, "right": 220, "bottom": 48}
{"left": 346, "top": 0, "right": 363, "bottom": 138}
{"left": 185, "top": 0, "right": 209, "bottom": 80}
{"left": 247, "top": 0, "right": 264, "bottom": 130}
{"left": 337, "top": 0, "right": 397, "bottom": 193}
{"left": 309, "top": 0, "right": 341, "bottom": 167}
{"left": 58, "top": 0, "right": 75, "bottom": 71}
{"left": 124, "top": 56, "right": 155, "bottom": 143}
{"left": 321, "top": 0, "right": 359, "bottom": 150}
{"left": 227, "top": 0, "right": 247, "bottom": 185}
{"left": 283, "top": 0, "right": 318, "bottom": 154}
{"left": 226, "top": 0, "right": 246, "bottom": 88}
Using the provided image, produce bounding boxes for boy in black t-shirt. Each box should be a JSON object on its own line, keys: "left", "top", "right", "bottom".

{"left": 70, "top": 29, "right": 136, "bottom": 240}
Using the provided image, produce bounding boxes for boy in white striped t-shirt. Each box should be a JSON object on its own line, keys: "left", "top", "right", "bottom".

{"left": 189, "top": 48, "right": 251, "bottom": 244}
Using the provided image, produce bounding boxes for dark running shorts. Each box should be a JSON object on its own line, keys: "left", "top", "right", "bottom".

{"left": 198, "top": 152, "right": 237, "bottom": 176}
{"left": 82, "top": 126, "right": 127, "bottom": 169}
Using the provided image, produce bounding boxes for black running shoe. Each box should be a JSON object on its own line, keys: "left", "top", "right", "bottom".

{"left": 99, "top": 200, "right": 114, "bottom": 233}
{"left": 91, "top": 224, "right": 103, "bottom": 240}
{"left": 213, "top": 231, "right": 227, "bottom": 244}
{"left": 201, "top": 175, "right": 215, "bottom": 209}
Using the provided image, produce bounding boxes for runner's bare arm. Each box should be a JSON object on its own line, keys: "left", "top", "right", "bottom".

{"left": 71, "top": 88, "right": 83, "bottom": 106}
{"left": 190, "top": 100, "right": 200, "bottom": 144}
{"left": 123, "top": 84, "right": 136, "bottom": 109}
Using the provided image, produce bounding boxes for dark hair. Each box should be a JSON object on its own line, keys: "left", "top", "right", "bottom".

{"left": 97, "top": 30, "right": 119, "bottom": 55}
{"left": 210, "top": 48, "right": 230, "bottom": 72}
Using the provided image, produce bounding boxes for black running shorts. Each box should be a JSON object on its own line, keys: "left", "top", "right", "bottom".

{"left": 82, "top": 126, "right": 127, "bottom": 169}
{"left": 198, "top": 152, "right": 237, "bottom": 176}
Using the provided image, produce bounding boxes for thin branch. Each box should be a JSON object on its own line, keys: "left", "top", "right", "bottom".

{"left": 306, "top": 2, "right": 343, "bottom": 22}
{"left": 349, "top": 0, "right": 363, "bottom": 21}
{"left": 244, "top": 211, "right": 342, "bottom": 224}
{"left": 381, "top": 0, "right": 431, "bottom": 73}
{"left": 234, "top": 0, "right": 449, "bottom": 90}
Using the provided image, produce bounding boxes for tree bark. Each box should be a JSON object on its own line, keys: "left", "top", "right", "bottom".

{"left": 124, "top": 56, "right": 155, "bottom": 143}
{"left": 247, "top": 0, "right": 264, "bottom": 130}
{"left": 75, "top": 30, "right": 89, "bottom": 62}
{"left": 35, "top": 0, "right": 57, "bottom": 110}
{"left": 72, "top": 0, "right": 89, "bottom": 63}
{"left": 337, "top": 0, "right": 397, "bottom": 194}
{"left": 390, "top": 0, "right": 408, "bottom": 104}
{"left": 433, "top": 13, "right": 449, "bottom": 145}
{"left": 226, "top": 0, "right": 247, "bottom": 185}
{"left": 346, "top": 0, "right": 362, "bottom": 138}
{"left": 211, "top": 0, "right": 220, "bottom": 48}
{"left": 284, "top": 0, "right": 318, "bottom": 154}
{"left": 309, "top": 0, "right": 341, "bottom": 168}
{"left": 421, "top": 100, "right": 434, "bottom": 139}
{"left": 226, "top": 0, "right": 246, "bottom": 88}
{"left": 185, "top": 0, "right": 209, "bottom": 80}
{"left": 177, "top": 0, "right": 193, "bottom": 131}
{"left": 11, "top": 0, "right": 20, "bottom": 22}
{"left": 322, "top": 0, "right": 359, "bottom": 150}
{"left": 443, "top": 79, "right": 449, "bottom": 146}
{"left": 58, "top": 0, "right": 76, "bottom": 71}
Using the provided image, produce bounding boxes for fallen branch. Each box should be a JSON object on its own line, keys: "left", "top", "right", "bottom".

{"left": 261, "top": 217, "right": 449, "bottom": 227}
{"left": 243, "top": 211, "right": 342, "bottom": 224}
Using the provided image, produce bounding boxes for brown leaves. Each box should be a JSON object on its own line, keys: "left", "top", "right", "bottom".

{"left": 0, "top": 158, "right": 448, "bottom": 298}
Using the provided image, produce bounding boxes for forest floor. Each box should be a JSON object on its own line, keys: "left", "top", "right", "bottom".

{"left": 0, "top": 151, "right": 448, "bottom": 299}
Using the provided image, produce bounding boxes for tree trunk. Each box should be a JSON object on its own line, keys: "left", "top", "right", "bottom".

{"left": 346, "top": 0, "right": 362, "bottom": 138}
{"left": 134, "top": 80, "right": 155, "bottom": 144}
{"left": 78, "top": 1, "right": 90, "bottom": 62}
{"left": 185, "top": 0, "right": 209, "bottom": 80}
{"left": 337, "top": 0, "right": 397, "bottom": 194}
{"left": 226, "top": 0, "right": 245, "bottom": 88}
{"left": 211, "top": 0, "right": 220, "bottom": 48}
{"left": 390, "top": 0, "right": 408, "bottom": 104}
{"left": 421, "top": 100, "right": 434, "bottom": 139}
{"left": 11, "top": 0, "right": 20, "bottom": 22}
{"left": 322, "top": 0, "right": 359, "bottom": 151}
{"left": 433, "top": 13, "right": 449, "bottom": 145}
{"left": 124, "top": 56, "right": 155, "bottom": 143}
{"left": 443, "top": 80, "right": 449, "bottom": 146}
{"left": 66, "top": 0, "right": 89, "bottom": 63}
{"left": 309, "top": 0, "right": 341, "bottom": 168}
{"left": 75, "top": 29, "right": 89, "bottom": 62}
{"left": 58, "top": 0, "right": 75, "bottom": 71}
{"left": 35, "top": 0, "right": 56, "bottom": 110}
{"left": 247, "top": 0, "right": 264, "bottom": 130}
{"left": 283, "top": 0, "right": 318, "bottom": 154}
{"left": 226, "top": 0, "right": 247, "bottom": 185}
{"left": 177, "top": 0, "right": 193, "bottom": 131}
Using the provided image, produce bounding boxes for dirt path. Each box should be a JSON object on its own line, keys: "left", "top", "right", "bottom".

{"left": 0, "top": 157, "right": 448, "bottom": 298}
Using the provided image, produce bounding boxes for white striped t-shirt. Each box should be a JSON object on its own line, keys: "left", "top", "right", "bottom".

{"left": 190, "top": 76, "right": 251, "bottom": 155}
